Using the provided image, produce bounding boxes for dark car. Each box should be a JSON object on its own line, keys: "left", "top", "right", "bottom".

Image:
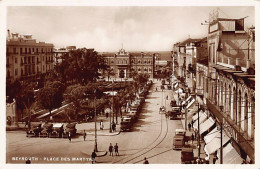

{"left": 120, "top": 116, "right": 132, "bottom": 131}
{"left": 181, "top": 147, "right": 195, "bottom": 164}
{"left": 63, "top": 123, "right": 77, "bottom": 138}
{"left": 39, "top": 123, "right": 53, "bottom": 137}
{"left": 50, "top": 123, "right": 64, "bottom": 138}
{"left": 26, "top": 123, "right": 42, "bottom": 137}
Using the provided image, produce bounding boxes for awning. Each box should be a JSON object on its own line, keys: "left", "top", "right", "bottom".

{"left": 216, "top": 143, "right": 242, "bottom": 164}
{"left": 175, "top": 88, "right": 183, "bottom": 94}
{"left": 173, "top": 82, "right": 179, "bottom": 89}
{"left": 192, "top": 110, "right": 204, "bottom": 121}
{"left": 187, "top": 105, "right": 198, "bottom": 119}
{"left": 199, "top": 117, "right": 215, "bottom": 135}
{"left": 204, "top": 127, "right": 220, "bottom": 144}
{"left": 204, "top": 132, "right": 230, "bottom": 155}
{"left": 193, "top": 112, "right": 207, "bottom": 130}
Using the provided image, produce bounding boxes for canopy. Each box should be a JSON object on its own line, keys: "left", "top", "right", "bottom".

{"left": 204, "top": 127, "right": 220, "bottom": 144}
{"left": 175, "top": 88, "right": 183, "bottom": 94}
{"left": 199, "top": 117, "right": 215, "bottom": 135}
{"left": 204, "top": 132, "right": 230, "bottom": 155}
{"left": 53, "top": 123, "right": 64, "bottom": 128}
{"left": 193, "top": 112, "right": 207, "bottom": 130}
{"left": 216, "top": 143, "right": 242, "bottom": 164}
{"left": 192, "top": 110, "right": 204, "bottom": 121}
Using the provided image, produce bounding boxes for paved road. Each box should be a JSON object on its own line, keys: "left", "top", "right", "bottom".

{"left": 6, "top": 81, "right": 183, "bottom": 164}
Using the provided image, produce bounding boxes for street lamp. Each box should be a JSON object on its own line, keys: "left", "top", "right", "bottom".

{"left": 94, "top": 89, "right": 98, "bottom": 152}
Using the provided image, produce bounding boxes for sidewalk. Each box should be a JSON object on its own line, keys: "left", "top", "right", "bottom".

{"left": 76, "top": 115, "right": 122, "bottom": 136}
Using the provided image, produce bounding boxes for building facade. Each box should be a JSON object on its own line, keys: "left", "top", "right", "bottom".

{"left": 206, "top": 18, "right": 255, "bottom": 162}
{"left": 102, "top": 48, "right": 155, "bottom": 79}
{"left": 6, "top": 30, "right": 54, "bottom": 83}
{"left": 172, "top": 14, "right": 255, "bottom": 163}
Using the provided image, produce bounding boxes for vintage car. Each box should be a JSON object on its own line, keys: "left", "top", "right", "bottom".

{"left": 50, "top": 123, "right": 64, "bottom": 138}
{"left": 173, "top": 129, "right": 186, "bottom": 150}
{"left": 39, "top": 123, "right": 53, "bottom": 137}
{"left": 168, "top": 107, "right": 182, "bottom": 120}
{"left": 63, "top": 123, "right": 77, "bottom": 138}
{"left": 181, "top": 147, "right": 195, "bottom": 164}
{"left": 120, "top": 116, "right": 132, "bottom": 131}
{"left": 126, "top": 112, "right": 137, "bottom": 122}
{"left": 26, "top": 123, "right": 42, "bottom": 137}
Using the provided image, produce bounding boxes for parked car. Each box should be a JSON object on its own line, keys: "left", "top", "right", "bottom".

{"left": 181, "top": 147, "right": 195, "bottom": 164}
{"left": 63, "top": 123, "right": 77, "bottom": 138}
{"left": 50, "top": 123, "right": 64, "bottom": 138}
{"left": 173, "top": 129, "right": 186, "bottom": 149}
{"left": 120, "top": 116, "right": 132, "bottom": 131}
{"left": 26, "top": 123, "right": 42, "bottom": 137}
{"left": 39, "top": 123, "right": 53, "bottom": 137}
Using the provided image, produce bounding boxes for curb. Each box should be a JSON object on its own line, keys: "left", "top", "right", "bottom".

{"left": 81, "top": 150, "right": 107, "bottom": 157}
{"left": 86, "top": 131, "right": 121, "bottom": 136}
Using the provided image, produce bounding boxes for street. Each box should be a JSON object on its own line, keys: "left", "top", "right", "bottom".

{"left": 7, "top": 81, "right": 183, "bottom": 164}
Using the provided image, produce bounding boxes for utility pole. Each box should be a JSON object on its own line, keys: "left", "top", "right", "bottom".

{"left": 220, "top": 121, "right": 223, "bottom": 164}
{"left": 94, "top": 89, "right": 98, "bottom": 152}
{"left": 110, "top": 81, "right": 113, "bottom": 133}
{"left": 197, "top": 103, "right": 200, "bottom": 160}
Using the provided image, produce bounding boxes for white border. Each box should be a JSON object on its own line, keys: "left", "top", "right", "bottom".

{"left": 0, "top": 1, "right": 259, "bottom": 169}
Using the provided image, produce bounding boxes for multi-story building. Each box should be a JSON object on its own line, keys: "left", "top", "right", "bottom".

{"left": 173, "top": 38, "right": 207, "bottom": 92}
{"left": 102, "top": 48, "right": 155, "bottom": 79}
{"left": 6, "top": 30, "right": 54, "bottom": 83}
{"left": 206, "top": 17, "right": 255, "bottom": 162}
{"left": 54, "top": 46, "right": 76, "bottom": 64}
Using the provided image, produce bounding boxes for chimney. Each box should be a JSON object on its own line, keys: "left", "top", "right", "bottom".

{"left": 7, "top": 29, "right": 10, "bottom": 38}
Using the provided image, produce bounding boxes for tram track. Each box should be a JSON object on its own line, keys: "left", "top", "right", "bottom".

{"left": 113, "top": 112, "right": 169, "bottom": 164}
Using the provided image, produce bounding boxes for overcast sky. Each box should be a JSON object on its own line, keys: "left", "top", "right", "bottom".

{"left": 7, "top": 6, "right": 254, "bottom": 52}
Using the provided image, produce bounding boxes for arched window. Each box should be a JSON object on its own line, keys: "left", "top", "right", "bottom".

{"left": 244, "top": 93, "right": 248, "bottom": 132}
{"left": 237, "top": 90, "right": 242, "bottom": 129}
{"left": 232, "top": 87, "right": 236, "bottom": 121}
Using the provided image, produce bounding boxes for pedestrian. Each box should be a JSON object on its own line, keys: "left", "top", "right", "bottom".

{"left": 166, "top": 95, "right": 168, "bottom": 100}
{"left": 213, "top": 156, "right": 217, "bottom": 164}
{"left": 114, "top": 143, "right": 119, "bottom": 156}
{"left": 112, "top": 122, "right": 116, "bottom": 132}
{"left": 188, "top": 123, "right": 191, "bottom": 131}
{"left": 109, "top": 143, "right": 113, "bottom": 156}
{"left": 91, "top": 150, "right": 97, "bottom": 164}
{"left": 143, "top": 157, "right": 149, "bottom": 164}
{"left": 205, "top": 156, "right": 210, "bottom": 164}
{"left": 25, "top": 120, "right": 28, "bottom": 127}
{"left": 25, "top": 159, "right": 31, "bottom": 164}
{"left": 191, "top": 133, "right": 194, "bottom": 143}
{"left": 68, "top": 132, "right": 72, "bottom": 143}
{"left": 100, "top": 120, "right": 104, "bottom": 130}
{"left": 83, "top": 130, "right": 87, "bottom": 141}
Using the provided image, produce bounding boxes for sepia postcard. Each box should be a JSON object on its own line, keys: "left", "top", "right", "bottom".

{"left": 1, "top": 0, "right": 259, "bottom": 169}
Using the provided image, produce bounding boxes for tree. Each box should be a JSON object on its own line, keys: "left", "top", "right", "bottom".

{"left": 106, "top": 67, "right": 115, "bottom": 82}
{"left": 65, "top": 85, "right": 88, "bottom": 121}
{"left": 119, "top": 70, "right": 125, "bottom": 87}
{"left": 15, "top": 85, "right": 35, "bottom": 122}
{"left": 36, "top": 87, "right": 63, "bottom": 121}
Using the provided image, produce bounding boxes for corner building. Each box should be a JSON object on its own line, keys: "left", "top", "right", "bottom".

{"left": 6, "top": 30, "right": 54, "bottom": 83}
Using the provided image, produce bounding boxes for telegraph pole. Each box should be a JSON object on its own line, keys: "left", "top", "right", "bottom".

{"left": 94, "top": 89, "right": 98, "bottom": 152}
{"left": 197, "top": 103, "right": 200, "bottom": 160}
{"left": 220, "top": 122, "right": 223, "bottom": 164}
